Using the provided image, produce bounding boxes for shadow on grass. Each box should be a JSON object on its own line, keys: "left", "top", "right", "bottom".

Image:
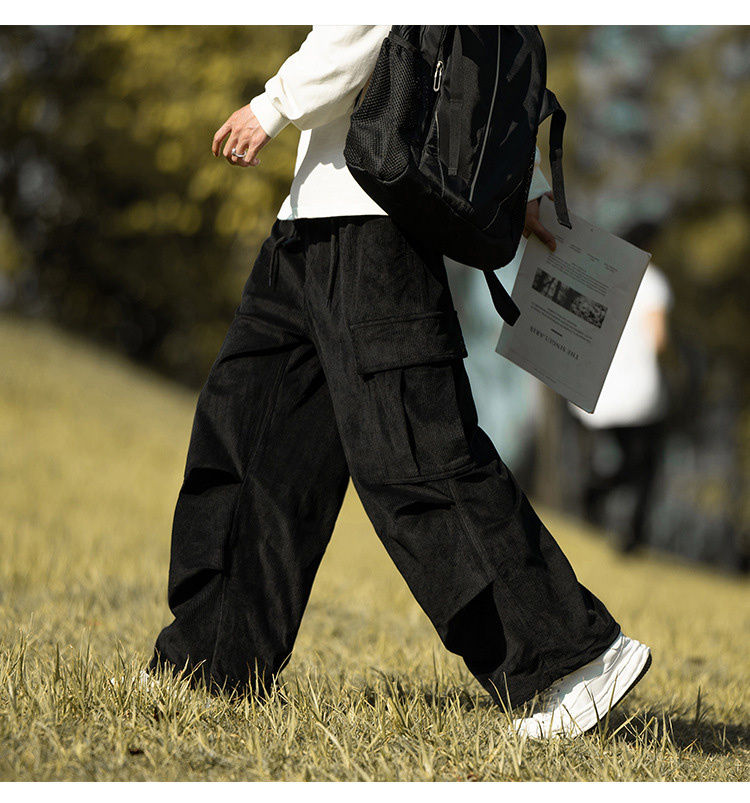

{"left": 359, "top": 674, "right": 750, "bottom": 758}
{"left": 361, "top": 671, "right": 497, "bottom": 711}
{"left": 606, "top": 706, "right": 750, "bottom": 756}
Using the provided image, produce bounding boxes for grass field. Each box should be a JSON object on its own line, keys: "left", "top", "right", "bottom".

{"left": 1, "top": 312, "right": 749, "bottom": 783}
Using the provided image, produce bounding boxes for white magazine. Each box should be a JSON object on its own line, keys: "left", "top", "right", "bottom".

{"left": 495, "top": 198, "right": 651, "bottom": 413}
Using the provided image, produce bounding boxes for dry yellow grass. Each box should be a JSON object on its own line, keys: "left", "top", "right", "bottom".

{"left": 0, "top": 312, "right": 748, "bottom": 781}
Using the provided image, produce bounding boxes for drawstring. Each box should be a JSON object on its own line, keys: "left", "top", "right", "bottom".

{"left": 266, "top": 224, "right": 336, "bottom": 306}
{"left": 268, "top": 234, "right": 301, "bottom": 290}
{"left": 325, "top": 224, "right": 338, "bottom": 308}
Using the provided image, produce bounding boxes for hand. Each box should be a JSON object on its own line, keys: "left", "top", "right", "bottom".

{"left": 523, "top": 191, "right": 556, "bottom": 251}
{"left": 212, "top": 104, "right": 271, "bottom": 167}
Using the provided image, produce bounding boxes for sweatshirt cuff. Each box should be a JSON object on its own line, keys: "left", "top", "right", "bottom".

{"left": 528, "top": 167, "right": 552, "bottom": 201}
{"left": 250, "top": 93, "right": 290, "bottom": 139}
{"left": 527, "top": 147, "right": 552, "bottom": 201}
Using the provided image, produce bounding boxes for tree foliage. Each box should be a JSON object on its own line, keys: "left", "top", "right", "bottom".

{"left": 1, "top": 25, "right": 749, "bottom": 401}
{"left": 1, "top": 24, "right": 748, "bottom": 552}
{"left": 0, "top": 25, "right": 308, "bottom": 384}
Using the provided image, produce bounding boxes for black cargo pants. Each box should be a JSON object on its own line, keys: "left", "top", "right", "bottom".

{"left": 151, "top": 215, "right": 620, "bottom": 709}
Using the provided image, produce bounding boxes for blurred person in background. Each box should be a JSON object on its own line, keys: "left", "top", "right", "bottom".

{"left": 569, "top": 222, "right": 673, "bottom": 554}
{"left": 149, "top": 26, "right": 652, "bottom": 739}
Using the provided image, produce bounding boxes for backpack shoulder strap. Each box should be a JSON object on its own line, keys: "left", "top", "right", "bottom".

{"left": 446, "top": 26, "right": 463, "bottom": 176}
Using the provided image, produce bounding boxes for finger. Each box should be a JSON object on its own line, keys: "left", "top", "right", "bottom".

{"left": 235, "top": 154, "right": 261, "bottom": 168}
{"left": 227, "top": 143, "right": 258, "bottom": 168}
{"left": 234, "top": 141, "right": 251, "bottom": 162}
{"left": 242, "top": 145, "right": 261, "bottom": 167}
{"left": 212, "top": 121, "right": 232, "bottom": 156}
{"left": 528, "top": 219, "right": 556, "bottom": 251}
{"left": 223, "top": 137, "right": 241, "bottom": 163}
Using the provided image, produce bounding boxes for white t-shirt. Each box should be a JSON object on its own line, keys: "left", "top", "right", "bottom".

{"left": 250, "top": 25, "right": 552, "bottom": 221}
{"left": 570, "top": 264, "right": 673, "bottom": 429}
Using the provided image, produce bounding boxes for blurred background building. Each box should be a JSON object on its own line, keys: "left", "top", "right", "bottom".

{"left": 1, "top": 25, "right": 748, "bottom": 572}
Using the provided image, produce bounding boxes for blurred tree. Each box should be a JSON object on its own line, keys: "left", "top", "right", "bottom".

{"left": 0, "top": 25, "right": 309, "bottom": 385}
{"left": 1, "top": 24, "right": 748, "bottom": 563}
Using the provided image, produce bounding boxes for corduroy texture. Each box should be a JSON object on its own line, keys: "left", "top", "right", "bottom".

{"left": 151, "top": 215, "right": 619, "bottom": 708}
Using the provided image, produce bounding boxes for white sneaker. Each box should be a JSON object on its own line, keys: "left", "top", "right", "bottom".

{"left": 511, "top": 632, "right": 652, "bottom": 739}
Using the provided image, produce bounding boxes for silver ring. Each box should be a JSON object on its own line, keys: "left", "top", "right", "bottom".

{"left": 231, "top": 148, "right": 247, "bottom": 159}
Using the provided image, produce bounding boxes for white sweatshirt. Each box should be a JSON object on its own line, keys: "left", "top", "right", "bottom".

{"left": 250, "top": 25, "right": 552, "bottom": 221}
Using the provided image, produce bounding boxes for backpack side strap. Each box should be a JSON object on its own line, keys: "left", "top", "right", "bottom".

{"left": 540, "top": 89, "right": 572, "bottom": 230}
{"left": 483, "top": 269, "right": 521, "bottom": 326}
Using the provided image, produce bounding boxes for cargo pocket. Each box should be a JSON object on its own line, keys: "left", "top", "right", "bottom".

{"left": 349, "top": 310, "right": 476, "bottom": 484}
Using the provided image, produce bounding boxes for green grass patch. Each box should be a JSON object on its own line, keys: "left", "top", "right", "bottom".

{"left": 1, "top": 313, "right": 748, "bottom": 781}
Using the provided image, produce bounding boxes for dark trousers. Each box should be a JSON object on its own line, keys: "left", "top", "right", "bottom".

{"left": 580, "top": 422, "right": 665, "bottom": 552}
{"left": 151, "top": 216, "right": 619, "bottom": 709}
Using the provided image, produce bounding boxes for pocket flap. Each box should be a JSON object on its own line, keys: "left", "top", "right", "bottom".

{"left": 350, "top": 310, "right": 467, "bottom": 375}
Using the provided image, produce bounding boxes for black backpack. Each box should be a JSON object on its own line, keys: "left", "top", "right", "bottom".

{"left": 344, "top": 25, "right": 571, "bottom": 325}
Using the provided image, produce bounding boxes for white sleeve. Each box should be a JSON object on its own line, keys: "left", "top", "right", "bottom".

{"left": 527, "top": 147, "right": 552, "bottom": 201}
{"left": 250, "top": 25, "right": 390, "bottom": 138}
{"left": 639, "top": 265, "right": 673, "bottom": 311}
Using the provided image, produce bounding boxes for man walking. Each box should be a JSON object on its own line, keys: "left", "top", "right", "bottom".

{"left": 150, "top": 25, "right": 651, "bottom": 739}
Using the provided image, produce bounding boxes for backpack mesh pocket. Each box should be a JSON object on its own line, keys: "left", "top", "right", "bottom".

{"left": 346, "top": 34, "right": 431, "bottom": 182}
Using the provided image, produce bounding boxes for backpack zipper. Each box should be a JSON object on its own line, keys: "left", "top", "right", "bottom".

{"left": 433, "top": 60, "right": 444, "bottom": 92}
{"left": 432, "top": 57, "right": 446, "bottom": 193}
{"left": 469, "top": 27, "right": 502, "bottom": 203}
{"left": 429, "top": 27, "right": 451, "bottom": 193}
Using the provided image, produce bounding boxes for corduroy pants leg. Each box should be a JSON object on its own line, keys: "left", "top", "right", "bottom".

{"left": 151, "top": 215, "right": 620, "bottom": 709}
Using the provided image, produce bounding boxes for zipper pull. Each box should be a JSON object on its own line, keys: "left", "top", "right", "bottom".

{"left": 433, "top": 60, "right": 444, "bottom": 92}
